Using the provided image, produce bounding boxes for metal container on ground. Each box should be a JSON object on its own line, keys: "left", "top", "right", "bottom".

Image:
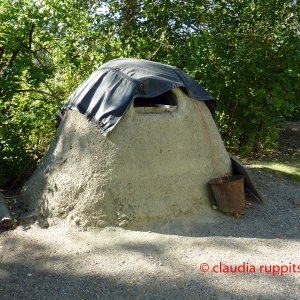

{"left": 209, "top": 175, "right": 245, "bottom": 213}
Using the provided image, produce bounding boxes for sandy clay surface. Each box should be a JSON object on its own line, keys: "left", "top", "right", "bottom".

{"left": 1, "top": 167, "right": 300, "bottom": 300}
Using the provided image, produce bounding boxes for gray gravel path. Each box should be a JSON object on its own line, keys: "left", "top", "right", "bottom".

{"left": 0, "top": 167, "right": 299, "bottom": 300}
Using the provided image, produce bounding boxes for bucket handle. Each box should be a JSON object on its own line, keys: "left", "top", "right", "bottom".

{"left": 215, "top": 173, "right": 231, "bottom": 184}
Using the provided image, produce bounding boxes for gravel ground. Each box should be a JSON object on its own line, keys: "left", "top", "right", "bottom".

{"left": 0, "top": 166, "right": 299, "bottom": 300}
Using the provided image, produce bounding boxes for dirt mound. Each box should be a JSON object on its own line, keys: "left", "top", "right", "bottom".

{"left": 20, "top": 89, "right": 231, "bottom": 229}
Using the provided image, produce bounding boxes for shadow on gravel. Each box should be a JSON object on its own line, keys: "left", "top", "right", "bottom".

{"left": 0, "top": 234, "right": 298, "bottom": 300}
{"left": 133, "top": 168, "right": 300, "bottom": 240}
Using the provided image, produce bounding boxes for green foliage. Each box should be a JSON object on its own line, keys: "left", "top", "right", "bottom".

{"left": 199, "top": 0, "right": 300, "bottom": 153}
{"left": 0, "top": 0, "right": 299, "bottom": 186}
{"left": 0, "top": 94, "right": 59, "bottom": 186}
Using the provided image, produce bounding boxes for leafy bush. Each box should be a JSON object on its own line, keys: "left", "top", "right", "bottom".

{"left": 1, "top": 0, "right": 299, "bottom": 187}
{"left": 0, "top": 94, "right": 59, "bottom": 186}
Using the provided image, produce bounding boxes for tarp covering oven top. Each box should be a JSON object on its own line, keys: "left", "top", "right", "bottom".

{"left": 64, "top": 58, "right": 215, "bottom": 135}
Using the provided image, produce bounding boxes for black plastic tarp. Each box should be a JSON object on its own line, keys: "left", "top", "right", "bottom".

{"left": 64, "top": 58, "right": 215, "bottom": 135}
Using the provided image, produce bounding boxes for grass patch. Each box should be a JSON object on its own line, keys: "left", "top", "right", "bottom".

{"left": 253, "top": 160, "right": 300, "bottom": 182}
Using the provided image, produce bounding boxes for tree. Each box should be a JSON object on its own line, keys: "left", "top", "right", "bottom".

{"left": 196, "top": 0, "right": 300, "bottom": 152}
{"left": 0, "top": 0, "right": 94, "bottom": 186}
{"left": 1, "top": 0, "right": 299, "bottom": 187}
